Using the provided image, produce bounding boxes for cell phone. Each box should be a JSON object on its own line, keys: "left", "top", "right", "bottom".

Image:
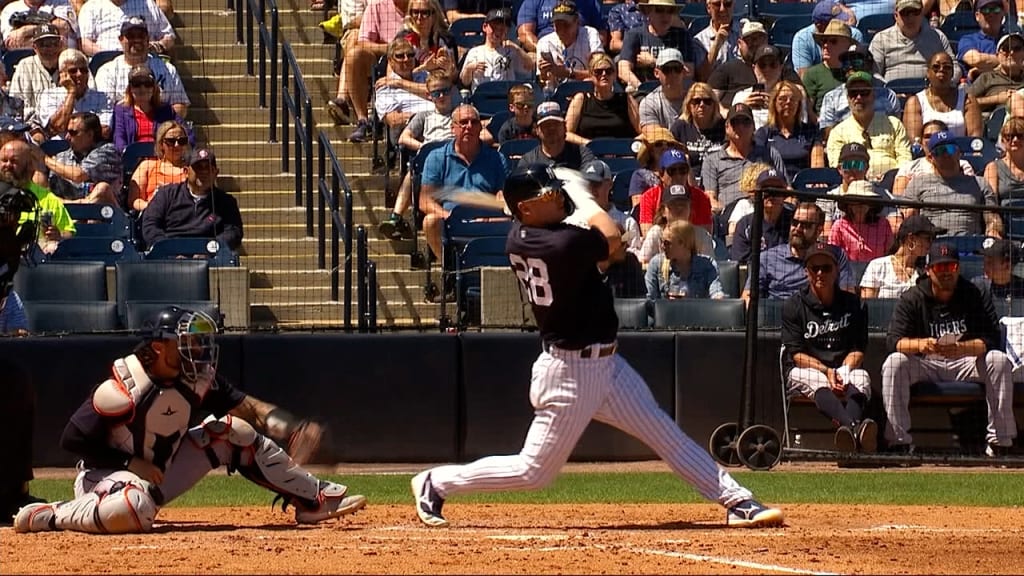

{"left": 540, "top": 51, "right": 555, "bottom": 64}
{"left": 40, "top": 211, "right": 53, "bottom": 227}
{"left": 936, "top": 333, "right": 962, "bottom": 346}
{"left": 752, "top": 83, "right": 765, "bottom": 93}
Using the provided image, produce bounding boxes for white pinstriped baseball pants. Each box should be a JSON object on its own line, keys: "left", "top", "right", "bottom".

{"left": 428, "top": 347, "right": 754, "bottom": 508}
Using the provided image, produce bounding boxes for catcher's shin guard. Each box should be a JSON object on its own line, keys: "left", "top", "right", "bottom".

{"left": 16, "top": 472, "right": 157, "bottom": 534}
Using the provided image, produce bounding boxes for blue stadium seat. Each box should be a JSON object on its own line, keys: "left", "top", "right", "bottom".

{"left": 88, "top": 50, "right": 122, "bottom": 77}
{"left": 64, "top": 203, "right": 132, "bottom": 239}
{"left": 769, "top": 15, "right": 806, "bottom": 51}
{"left": 487, "top": 111, "right": 511, "bottom": 137}
{"left": 955, "top": 136, "right": 1000, "bottom": 175}
{"left": 115, "top": 259, "right": 211, "bottom": 321}
{"left": 456, "top": 235, "right": 510, "bottom": 325}
{"left": 39, "top": 138, "right": 70, "bottom": 157}
{"left": 445, "top": 204, "right": 513, "bottom": 241}
{"left": 587, "top": 138, "right": 638, "bottom": 159}
{"left": 792, "top": 167, "right": 842, "bottom": 193}
{"left": 498, "top": 138, "right": 539, "bottom": 165}
{"left": 603, "top": 157, "right": 641, "bottom": 174}
{"left": 14, "top": 261, "right": 108, "bottom": 301}
{"left": 614, "top": 298, "right": 650, "bottom": 329}
{"left": 864, "top": 298, "right": 898, "bottom": 331}
{"left": 48, "top": 236, "right": 140, "bottom": 265}
{"left": 887, "top": 78, "right": 928, "bottom": 110}
{"left": 755, "top": 0, "right": 813, "bottom": 18}
{"left": 634, "top": 80, "right": 661, "bottom": 99}
{"left": 878, "top": 168, "right": 898, "bottom": 195}
{"left": 939, "top": 11, "right": 980, "bottom": 43}
{"left": 679, "top": 2, "right": 710, "bottom": 19}
{"left": 652, "top": 298, "right": 746, "bottom": 330}
{"left": 450, "top": 16, "right": 486, "bottom": 50}
{"left": 2, "top": 48, "right": 33, "bottom": 78}
{"left": 856, "top": 13, "right": 895, "bottom": 44}
{"left": 611, "top": 168, "right": 634, "bottom": 212}
{"left": 688, "top": 15, "right": 711, "bottom": 32}
{"left": 986, "top": 106, "right": 1007, "bottom": 144}
{"left": 935, "top": 234, "right": 988, "bottom": 256}
{"left": 549, "top": 80, "right": 594, "bottom": 111}
{"left": 24, "top": 301, "right": 121, "bottom": 334}
{"left": 144, "top": 237, "right": 240, "bottom": 266}
{"left": 469, "top": 80, "right": 519, "bottom": 116}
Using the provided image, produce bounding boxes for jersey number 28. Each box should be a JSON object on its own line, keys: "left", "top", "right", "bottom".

{"left": 509, "top": 254, "right": 553, "bottom": 306}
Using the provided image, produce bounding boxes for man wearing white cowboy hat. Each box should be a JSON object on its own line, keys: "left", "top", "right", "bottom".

{"left": 791, "top": 0, "right": 863, "bottom": 77}
{"left": 618, "top": 0, "right": 707, "bottom": 89}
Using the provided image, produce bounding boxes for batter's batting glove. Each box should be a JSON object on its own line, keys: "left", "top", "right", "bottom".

{"left": 287, "top": 420, "right": 324, "bottom": 466}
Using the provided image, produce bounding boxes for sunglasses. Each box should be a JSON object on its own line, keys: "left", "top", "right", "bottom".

{"left": 841, "top": 159, "right": 868, "bottom": 171}
{"left": 456, "top": 118, "right": 481, "bottom": 127}
{"left": 690, "top": 97, "right": 714, "bottom": 106}
{"left": 930, "top": 63, "right": 954, "bottom": 72}
{"left": 650, "top": 6, "right": 676, "bottom": 14}
{"left": 592, "top": 67, "right": 614, "bottom": 76}
{"left": 130, "top": 79, "right": 155, "bottom": 88}
{"left": 980, "top": 4, "right": 1003, "bottom": 13}
{"left": 756, "top": 58, "right": 780, "bottom": 68}
{"left": 899, "top": 9, "right": 922, "bottom": 17}
{"left": 807, "top": 263, "right": 834, "bottom": 274}
{"left": 848, "top": 88, "right": 873, "bottom": 99}
{"left": 410, "top": 8, "right": 434, "bottom": 17}
{"left": 931, "top": 142, "right": 959, "bottom": 157}
{"left": 666, "top": 165, "right": 690, "bottom": 176}
{"left": 820, "top": 37, "right": 844, "bottom": 45}
{"left": 429, "top": 88, "right": 451, "bottom": 98}
{"left": 65, "top": 65, "right": 87, "bottom": 74}
{"left": 513, "top": 101, "right": 534, "bottom": 110}
{"left": 842, "top": 58, "right": 867, "bottom": 69}
{"left": 1000, "top": 43, "right": 1024, "bottom": 53}
{"left": 392, "top": 52, "right": 416, "bottom": 61}
{"left": 708, "top": 1, "right": 733, "bottom": 7}
{"left": 1003, "top": 132, "right": 1024, "bottom": 140}
{"left": 730, "top": 117, "right": 753, "bottom": 127}
{"left": 660, "top": 64, "right": 684, "bottom": 74}
{"left": 35, "top": 39, "right": 60, "bottom": 48}
{"left": 929, "top": 262, "right": 959, "bottom": 273}
{"left": 791, "top": 219, "right": 818, "bottom": 229}
{"left": 163, "top": 136, "right": 189, "bottom": 146}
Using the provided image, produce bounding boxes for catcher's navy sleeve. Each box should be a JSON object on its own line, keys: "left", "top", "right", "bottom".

{"left": 61, "top": 399, "right": 133, "bottom": 470}
{"left": 201, "top": 374, "right": 246, "bottom": 417}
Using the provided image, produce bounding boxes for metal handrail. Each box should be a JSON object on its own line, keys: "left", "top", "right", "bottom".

{"left": 237, "top": 0, "right": 278, "bottom": 141}
{"left": 281, "top": 41, "right": 315, "bottom": 231}
{"left": 317, "top": 130, "right": 355, "bottom": 331}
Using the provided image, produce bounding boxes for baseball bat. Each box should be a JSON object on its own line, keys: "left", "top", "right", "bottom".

{"left": 431, "top": 187, "right": 508, "bottom": 213}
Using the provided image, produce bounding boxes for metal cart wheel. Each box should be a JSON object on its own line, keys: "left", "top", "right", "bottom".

{"left": 736, "top": 424, "right": 783, "bottom": 471}
{"left": 708, "top": 422, "right": 743, "bottom": 467}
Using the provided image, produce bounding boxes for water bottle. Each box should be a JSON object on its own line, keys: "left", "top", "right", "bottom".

{"left": 792, "top": 433, "right": 802, "bottom": 449}
{"left": 911, "top": 137, "right": 924, "bottom": 159}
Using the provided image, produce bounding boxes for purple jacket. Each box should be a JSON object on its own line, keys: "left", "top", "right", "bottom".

{"left": 110, "top": 102, "right": 194, "bottom": 152}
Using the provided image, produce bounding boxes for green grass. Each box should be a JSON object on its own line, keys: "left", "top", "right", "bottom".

{"left": 29, "top": 472, "right": 1024, "bottom": 508}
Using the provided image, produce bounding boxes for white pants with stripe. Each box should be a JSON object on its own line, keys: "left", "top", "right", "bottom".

{"left": 427, "top": 348, "right": 754, "bottom": 508}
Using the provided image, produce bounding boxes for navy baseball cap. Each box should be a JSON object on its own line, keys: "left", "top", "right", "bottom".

{"left": 978, "top": 237, "right": 1020, "bottom": 260}
{"left": 756, "top": 168, "right": 787, "bottom": 189}
{"left": 813, "top": 0, "right": 854, "bottom": 23}
{"left": 580, "top": 160, "right": 612, "bottom": 183}
{"left": 188, "top": 148, "right": 216, "bottom": 167}
{"left": 661, "top": 184, "right": 691, "bottom": 205}
{"left": 727, "top": 103, "right": 754, "bottom": 123}
{"left": 804, "top": 242, "right": 838, "bottom": 266}
{"left": 975, "top": 0, "right": 1002, "bottom": 10}
{"left": 927, "top": 130, "right": 957, "bottom": 152}
{"left": 485, "top": 7, "right": 512, "bottom": 23}
{"left": 535, "top": 101, "right": 564, "bottom": 125}
{"left": 660, "top": 148, "right": 688, "bottom": 169}
{"left": 927, "top": 242, "right": 960, "bottom": 266}
{"left": 839, "top": 142, "right": 870, "bottom": 162}
{"left": 120, "top": 16, "right": 148, "bottom": 35}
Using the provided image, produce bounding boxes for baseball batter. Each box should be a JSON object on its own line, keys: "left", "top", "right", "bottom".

{"left": 411, "top": 165, "right": 785, "bottom": 528}
{"left": 14, "top": 307, "right": 366, "bottom": 533}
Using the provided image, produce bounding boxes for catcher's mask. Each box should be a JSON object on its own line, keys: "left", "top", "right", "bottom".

{"left": 0, "top": 181, "right": 38, "bottom": 256}
{"left": 146, "top": 306, "right": 220, "bottom": 386}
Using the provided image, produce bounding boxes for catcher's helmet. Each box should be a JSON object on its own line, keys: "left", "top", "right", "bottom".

{"left": 0, "top": 181, "right": 38, "bottom": 252}
{"left": 145, "top": 306, "right": 220, "bottom": 386}
{"left": 503, "top": 163, "right": 575, "bottom": 218}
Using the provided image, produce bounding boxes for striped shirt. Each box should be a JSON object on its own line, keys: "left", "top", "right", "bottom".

{"left": 868, "top": 24, "right": 958, "bottom": 83}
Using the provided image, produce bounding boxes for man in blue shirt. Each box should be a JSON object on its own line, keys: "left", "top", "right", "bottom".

{"left": 957, "top": 0, "right": 1005, "bottom": 80}
{"left": 792, "top": 0, "right": 864, "bottom": 76}
{"left": 743, "top": 202, "right": 856, "bottom": 301}
{"left": 419, "top": 104, "right": 510, "bottom": 262}
{"left": 608, "top": 0, "right": 647, "bottom": 54}
{"left": 516, "top": 0, "right": 604, "bottom": 53}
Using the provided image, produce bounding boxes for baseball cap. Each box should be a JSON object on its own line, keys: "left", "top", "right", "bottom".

{"left": 128, "top": 64, "right": 155, "bottom": 82}
{"left": 655, "top": 48, "right": 684, "bottom": 68}
{"left": 978, "top": 237, "right": 1020, "bottom": 260}
{"left": 535, "top": 101, "right": 564, "bottom": 124}
{"left": 484, "top": 7, "right": 512, "bottom": 23}
{"left": 975, "top": 0, "right": 1003, "bottom": 10}
{"left": 997, "top": 32, "right": 1024, "bottom": 52}
{"left": 846, "top": 70, "right": 873, "bottom": 86}
{"left": 896, "top": 0, "right": 923, "bottom": 11}
{"left": 727, "top": 103, "right": 754, "bottom": 122}
{"left": 121, "top": 16, "right": 148, "bottom": 36}
{"left": 551, "top": 0, "right": 578, "bottom": 21}
{"left": 33, "top": 24, "right": 61, "bottom": 42}
{"left": 897, "top": 214, "right": 946, "bottom": 239}
{"left": 927, "top": 241, "right": 960, "bottom": 266}
{"left": 804, "top": 242, "right": 838, "bottom": 266}
{"left": 756, "top": 168, "right": 787, "bottom": 189}
{"left": 661, "top": 184, "right": 691, "bottom": 205}
{"left": 812, "top": 20, "right": 854, "bottom": 42}
{"left": 753, "top": 45, "right": 782, "bottom": 63}
{"left": 0, "top": 116, "right": 29, "bottom": 133}
{"left": 580, "top": 160, "right": 612, "bottom": 183}
{"left": 660, "top": 148, "right": 688, "bottom": 169}
{"left": 839, "top": 142, "right": 870, "bottom": 162}
{"left": 842, "top": 180, "right": 878, "bottom": 197}
{"left": 812, "top": 0, "right": 854, "bottom": 23}
{"left": 188, "top": 148, "right": 216, "bottom": 167}
{"left": 927, "top": 129, "right": 956, "bottom": 151}
{"left": 839, "top": 43, "right": 872, "bottom": 63}
{"left": 740, "top": 19, "right": 768, "bottom": 39}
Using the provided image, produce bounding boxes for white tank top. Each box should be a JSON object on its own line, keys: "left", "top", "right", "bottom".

{"left": 916, "top": 85, "right": 967, "bottom": 138}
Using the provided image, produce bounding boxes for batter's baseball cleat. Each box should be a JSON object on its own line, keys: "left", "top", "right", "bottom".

{"left": 294, "top": 482, "right": 367, "bottom": 525}
{"left": 411, "top": 471, "right": 448, "bottom": 527}
{"left": 726, "top": 500, "right": 785, "bottom": 528}
{"left": 13, "top": 502, "right": 57, "bottom": 533}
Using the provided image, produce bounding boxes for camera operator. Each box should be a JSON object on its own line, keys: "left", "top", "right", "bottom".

{"left": 0, "top": 180, "right": 44, "bottom": 524}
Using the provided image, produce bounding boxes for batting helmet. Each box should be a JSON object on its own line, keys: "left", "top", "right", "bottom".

{"left": 144, "top": 306, "right": 221, "bottom": 386}
{"left": 502, "top": 163, "right": 575, "bottom": 218}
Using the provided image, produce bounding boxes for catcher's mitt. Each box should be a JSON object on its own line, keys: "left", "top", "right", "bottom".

{"left": 287, "top": 420, "right": 324, "bottom": 465}
{"left": 9, "top": 11, "right": 54, "bottom": 28}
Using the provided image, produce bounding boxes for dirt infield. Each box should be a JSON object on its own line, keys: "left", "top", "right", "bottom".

{"left": 4, "top": 502, "right": 1023, "bottom": 574}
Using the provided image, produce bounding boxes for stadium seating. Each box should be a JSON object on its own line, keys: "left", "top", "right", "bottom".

{"left": 450, "top": 16, "right": 485, "bottom": 51}
{"left": 115, "top": 259, "right": 211, "bottom": 321}
{"left": 144, "top": 237, "right": 240, "bottom": 266}
{"left": 498, "top": 138, "right": 539, "bottom": 165}
{"left": 864, "top": 298, "right": 899, "bottom": 331}
{"left": 652, "top": 298, "right": 746, "bottom": 330}
{"left": 470, "top": 81, "right": 520, "bottom": 117}
{"left": 986, "top": 106, "right": 1007, "bottom": 143}
{"left": 955, "top": 136, "right": 1000, "bottom": 175}
{"left": 939, "top": 11, "right": 980, "bottom": 44}
{"left": 936, "top": 234, "right": 987, "bottom": 256}
{"left": 587, "top": 138, "right": 638, "bottom": 159}
{"left": 614, "top": 298, "right": 650, "bottom": 329}
{"left": 611, "top": 168, "right": 634, "bottom": 212}
{"left": 14, "top": 261, "right": 107, "bottom": 301}
{"left": 769, "top": 15, "right": 806, "bottom": 51}
{"left": 48, "top": 236, "right": 140, "bottom": 265}
{"left": 65, "top": 203, "right": 133, "bottom": 239}
{"left": 718, "top": 260, "right": 740, "bottom": 298}
{"left": 88, "top": 50, "right": 122, "bottom": 77}
{"left": 549, "top": 81, "right": 593, "bottom": 111}
{"left": 39, "top": 138, "right": 70, "bottom": 157}
{"left": 755, "top": 0, "right": 814, "bottom": 18}
{"left": 756, "top": 298, "right": 785, "bottom": 329}
{"left": 792, "top": 167, "right": 842, "bottom": 193}
{"left": 856, "top": 13, "right": 895, "bottom": 44}
{"left": 878, "top": 168, "right": 898, "bottom": 195}
{"left": 456, "top": 235, "right": 510, "bottom": 326}
{"left": 2, "top": 48, "right": 33, "bottom": 78}
{"left": 24, "top": 301, "right": 121, "bottom": 333}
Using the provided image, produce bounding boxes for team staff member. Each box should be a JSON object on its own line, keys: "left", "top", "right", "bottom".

{"left": 882, "top": 242, "right": 1017, "bottom": 456}
{"left": 972, "top": 237, "right": 1024, "bottom": 300}
{"left": 781, "top": 242, "right": 877, "bottom": 453}
{"left": 15, "top": 306, "right": 368, "bottom": 533}
{"left": 410, "top": 164, "right": 785, "bottom": 529}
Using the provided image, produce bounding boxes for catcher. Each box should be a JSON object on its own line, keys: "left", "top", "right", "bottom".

{"left": 14, "top": 306, "right": 366, "bottom": 533}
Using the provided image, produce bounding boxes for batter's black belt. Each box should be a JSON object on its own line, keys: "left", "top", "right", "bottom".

{"left": 543, "top": 341, "right": 617, "bottom": 359}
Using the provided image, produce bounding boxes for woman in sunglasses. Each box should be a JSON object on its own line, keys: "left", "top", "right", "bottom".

{"left": 902, "top": 52, "right": 981, "bottom": 141}
{"left": 374, "top": 38, "right": 436, "bottom": 135}
{"left": 565, "top": 53, "right": 640, "bottom": 146}
{"left": 860, "top": 214, "right": 943, "bottom": 299}
{"left": 754, "top": 79, "right": 824, "bottom": 175}
{"left": 394, "top": 0, "right": 455, "bottom": 81}
{"left": 127, "top": 120, "right": 191, "bottom": 212}
{"left": 670, "top": 82, "right": 726, "bottom": 178}
{"left": 984, "top": 115, "right": 1024, "bottom": 204}
{"left": 111, "top": 65, "right": 191, "bottom": 153}
{"left": 644, "top": 218, "right": 724, "bottom": 300}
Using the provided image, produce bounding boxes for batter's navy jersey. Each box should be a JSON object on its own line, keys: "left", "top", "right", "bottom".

{"left": 507, "top": 221, "right": 618, "bottom": 349}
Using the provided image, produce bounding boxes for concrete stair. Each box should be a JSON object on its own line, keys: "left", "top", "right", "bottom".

{"left": 173, "top": 1, "right": 442, "bottom": 329}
